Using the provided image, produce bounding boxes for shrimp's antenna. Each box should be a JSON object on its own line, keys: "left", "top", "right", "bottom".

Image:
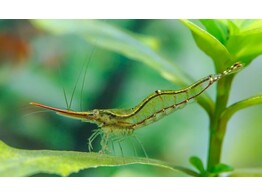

{"left": 79, "top": 19, "right": 107, "bottom": 111}
{"left": 59, "top": 66, "right": 69, "bottom": 109}
{"left": 80, "top": 41, "right": 98, "bottom": 111}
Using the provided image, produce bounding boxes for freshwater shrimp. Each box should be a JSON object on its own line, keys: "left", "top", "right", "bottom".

{"left": 31, "top": 62, "right": 243, "bottom": 153}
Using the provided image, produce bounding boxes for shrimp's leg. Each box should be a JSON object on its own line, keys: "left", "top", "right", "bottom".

{"left": 128, "top": 136, "right": 138, "bottom": 157}
{"left": 88, "top": 129, "right": 102, "bottom": 152}
{"left": 133, "top": 134, "right": 148, "bottom": 159}
{"left": 99, "top": 132, "right": 110, "bottom": 153}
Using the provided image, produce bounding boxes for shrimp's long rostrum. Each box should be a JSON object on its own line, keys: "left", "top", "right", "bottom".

{"left": 30, "top": 62, "right": 243, "bottom": 152}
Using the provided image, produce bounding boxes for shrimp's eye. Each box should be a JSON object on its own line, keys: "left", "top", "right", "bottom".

{"left": 87, "top": 109, "right": 99, "bottom": 119}
{"left": 93, "top": 109, "right": 99, "bottom": 116}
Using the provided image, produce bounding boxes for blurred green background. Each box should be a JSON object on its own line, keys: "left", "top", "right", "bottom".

{"left": 0, "top": 19, "right": 261, "bottom": 176}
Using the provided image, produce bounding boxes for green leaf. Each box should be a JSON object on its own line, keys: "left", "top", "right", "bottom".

{"left": 231, "top": 19, "right": 258, "bottom": 30}
{"left": 221, "top": 95, "right": 262, "bottom": 126}
{"left": 200, "top": 19, "right": 228, "bottom": 44}
{"left": 228, "top": 168, "right": 262, "bottom": 177}
{"left": 227, "top": 20, "right": 241, "bottom": 35}
{"left": 189, "top": 156, "right": 206, "bottom": 175}
{"left": 226, "top": 25, "right": 262, "bottom": 64}
{"left": 31, "top": 19, "right": 191, "bottom": 86}
{"left": 180, "top": 19, "right": 233, "bottom": 71}
{"left": 0, "top": 140, "right": 188, "bottom": 177}
{"left": 209, "top": 163, "right": 234, "bottom": 176}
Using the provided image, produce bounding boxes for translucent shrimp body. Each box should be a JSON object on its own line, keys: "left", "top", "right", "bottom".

{"left": 31, "top": 62, "right": 243, "bottom": 152}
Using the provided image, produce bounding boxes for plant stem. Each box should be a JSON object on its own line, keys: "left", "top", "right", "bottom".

{"left": 207, "top": 76, "right": 233, "bottom": 171}
{"left": 208, "top": 95, "right": 262, "bottom": 172}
